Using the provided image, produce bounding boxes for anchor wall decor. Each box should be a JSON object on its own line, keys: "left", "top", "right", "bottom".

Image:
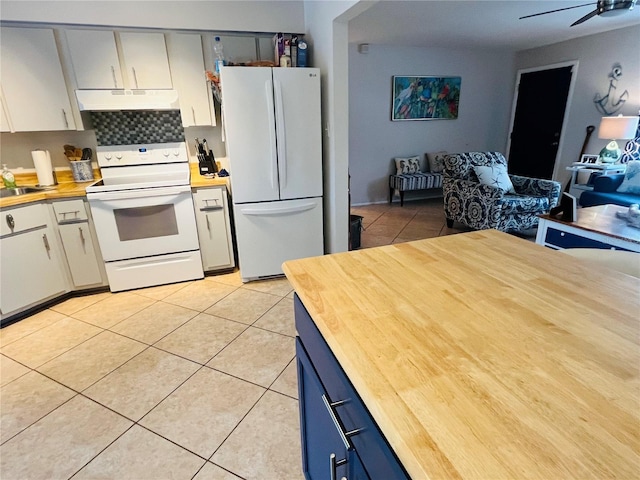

{"left": 594, "top": 63, "right": 629, "bottom": 115}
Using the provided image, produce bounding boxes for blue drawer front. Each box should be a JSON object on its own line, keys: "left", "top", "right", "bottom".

{"left": 295, "top": 295, "right": 410, "bottom": 480}
{"left": 545, "top": 227, "right": 632, "bottom": 251}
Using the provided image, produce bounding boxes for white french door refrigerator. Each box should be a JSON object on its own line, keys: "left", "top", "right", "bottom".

{"left": 220, "top": 66, "right": 323, "bottom": 282}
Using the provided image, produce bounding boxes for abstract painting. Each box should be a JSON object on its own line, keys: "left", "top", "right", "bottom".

{"left": 392, "top": 76, "right": 461, "bottom": 121}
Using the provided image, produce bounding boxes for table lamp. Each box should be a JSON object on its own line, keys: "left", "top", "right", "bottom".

{"left": 597, "top": 115, "right": 640, "bottom": 163}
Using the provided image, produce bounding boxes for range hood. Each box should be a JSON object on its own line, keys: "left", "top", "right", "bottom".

{"left": 76, "top": 89, "right": 180, "bottom": 111}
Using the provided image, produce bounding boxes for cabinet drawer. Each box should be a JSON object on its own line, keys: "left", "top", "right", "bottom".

{"left": 193, "top": 186, "right": 225, "bottom": 210}
{"left": 52, "top": 199, "right": 88, "bottom": 223}
{"left": 545, "top": 227, "right": 631, "bottom": 251}
{"left": 295, "top": 295, "right": 410, "bottom": 480}
{"left": 0, "top": 203, "right": 49, "bottom": 236}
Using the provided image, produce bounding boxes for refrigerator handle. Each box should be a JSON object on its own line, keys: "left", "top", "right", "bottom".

{"left": 265, "top": 80, "right": 278, "bottom": 191}
{"left": 274, "top": 78, "right": 287, "bottom": 189}
{"left": 239, "top": 202, "right": 317, "bottom": 216}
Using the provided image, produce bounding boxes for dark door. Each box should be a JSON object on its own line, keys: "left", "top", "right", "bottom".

{"left": 508, "top": 66, "right": 573, "bottom": 179}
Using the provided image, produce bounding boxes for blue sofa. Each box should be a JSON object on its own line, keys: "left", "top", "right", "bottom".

{"left": 579, "top": 174, "right": 640, "bottom": 207}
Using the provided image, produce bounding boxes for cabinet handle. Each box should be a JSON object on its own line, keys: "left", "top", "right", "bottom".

{"left": 111, "top": 65, "right": 118, "bottom": 88}
{"left": 131, "top": 67, "right": 139, "bottom": 89}
{"left": 206, "top": 214, "right": 211, "bottom": 236}
{"left": 6, "top": 214, "right": 15, "bottom": 231}
{"left": 42, "top": 233, "right": 51, "bottom": 259}
{"left": 62, "top": 109, "right": 69, "bottom": 128}
{"left": 191, "top": 106, "right": 196, "bottom": 125}
{"left": 79, "top": 226, "right": 86, "bottom": 253}
{"left": 59, "top": 210, "right": 80, "bottom": 221}
{"left": 322, "top": 394, "right": 364, "bottom": 449}
{"left": 330, "top": 453, "right": 347, "bottom": 480}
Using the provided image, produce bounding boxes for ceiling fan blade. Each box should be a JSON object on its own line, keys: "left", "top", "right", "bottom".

{"left": 519, "top": 2, "right": 594, "bottom": 20}
{"left": 571, "top": 8, "right": 599, "bottom": 25}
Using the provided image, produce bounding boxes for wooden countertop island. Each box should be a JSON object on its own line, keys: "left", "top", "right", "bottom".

{"left": 283, "top": 230, "right": 640, "bottom": 479}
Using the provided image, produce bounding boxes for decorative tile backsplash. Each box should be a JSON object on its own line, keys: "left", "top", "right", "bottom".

{"left": 90, "top": 110, "right": 185, "bottom": 146}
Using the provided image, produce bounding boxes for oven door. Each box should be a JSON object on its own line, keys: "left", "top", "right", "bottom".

{"left": 88, "top": 185, "right": 199, "bottom": 262}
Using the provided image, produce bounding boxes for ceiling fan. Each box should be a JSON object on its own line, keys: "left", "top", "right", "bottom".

{"left": 519, "top": 0, "right": 637, "bottom": 26}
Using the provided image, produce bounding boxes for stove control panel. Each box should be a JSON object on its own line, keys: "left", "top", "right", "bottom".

{"left": 96, "top": 142, "right": 188, "bottom": 167}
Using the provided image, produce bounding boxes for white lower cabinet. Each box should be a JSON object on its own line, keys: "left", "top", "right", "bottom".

{"left": 193, "top": 186, "right": 235, "bottom": 272}
{"left": 52, "top": 199, "right": 106, "bottom": 289}
{"left": 0, "top": 204, "right": 67, "bottom": 317}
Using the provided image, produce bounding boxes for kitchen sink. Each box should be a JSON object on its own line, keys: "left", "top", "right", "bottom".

{"left": 0, "top": 186, "right": 55, "bottom": 198}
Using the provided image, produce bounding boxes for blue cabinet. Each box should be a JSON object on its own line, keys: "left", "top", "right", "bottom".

{"left": 295, "top": 295, "right": 410, "bottom": 480}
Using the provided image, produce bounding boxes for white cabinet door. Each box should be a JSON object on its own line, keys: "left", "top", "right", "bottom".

{"left": 0, "top": 27, "right": 76, "bottom": 132}
{"left": 193, "top": 187, "right": 235, "bottom": 272}
{"left": 119, "top": 32, "right": 172, "bottom": 89}
{"left": 166, "top": 33, "right": 215, "bottom": 127}
{"left": 65, "top": 29, "right": 123, "bottom": 89}
{"left": 0, "top": 209, "right": 66, "bottom": 315}
{"left": 58, "top": 222, "right": 103, "bottom": 288}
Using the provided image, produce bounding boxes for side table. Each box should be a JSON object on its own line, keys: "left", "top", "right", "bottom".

{"left": 565, "top": 163, "right": 626, "bottom": 198}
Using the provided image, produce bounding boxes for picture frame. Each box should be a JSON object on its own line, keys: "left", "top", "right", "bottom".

{"left": 580, "top": 154, "right": 599, "bottom": 164}
{"left": 391, "top": 76, "right": 461, "bottom": 121}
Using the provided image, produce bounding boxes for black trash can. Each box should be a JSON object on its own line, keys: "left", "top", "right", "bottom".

{"left": 350, "top": 214, "right": 363, "bottom": 250}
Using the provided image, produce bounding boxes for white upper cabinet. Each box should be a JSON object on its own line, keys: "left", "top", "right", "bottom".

{"left": 166, "top": 33, "right": 215, "bottom": 127}
{"left": 0, "top": 27, "right": 76, "bottom": 132}
{"left": 66, "top": 29, "right": 124, "bottom": 89}
{"left": 65, "top": 29, "right": 172, "bottom": 90}
{"left": 119, "top": 32, "right": 173, "bottom": 89}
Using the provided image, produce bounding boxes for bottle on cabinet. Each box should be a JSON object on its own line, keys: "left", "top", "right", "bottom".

{"left": 213, "top": 36, "right": 226, "bottom": 75}
{"left": 2, "top": 164, "right": 17, "bottom": 188}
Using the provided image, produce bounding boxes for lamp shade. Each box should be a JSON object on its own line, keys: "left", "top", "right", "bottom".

{"left": 598, "top": 115, "right": 640, "bottom": 140}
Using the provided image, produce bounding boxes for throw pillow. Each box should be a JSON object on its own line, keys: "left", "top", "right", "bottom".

{"left": 473, "top": 164, "right": 516, "bottom": 193}
{"left": 394, "top": 156, "right": 421, "bottom": 175}
{"left": 426, "top": 151, "right": 447, "bottom": 173}
{"left": 617, "top": 160, "right": 640, "bottom": 194}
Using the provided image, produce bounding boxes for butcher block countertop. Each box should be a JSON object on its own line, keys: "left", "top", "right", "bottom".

{"left": 0, "top": 164, "right": 228, "bottom": 208}
{"left": 282, "top": 230, "right": 640, "bottom": 480}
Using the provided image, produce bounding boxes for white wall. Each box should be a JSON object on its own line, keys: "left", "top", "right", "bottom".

{"left": 349, "top": 44, "right": 515, "bottom": 205}
{"left": 302, "top": 0, "right": 369, "bottom": 253}
{"left": 515, "top": 25, "right": 640, "bottom": 185}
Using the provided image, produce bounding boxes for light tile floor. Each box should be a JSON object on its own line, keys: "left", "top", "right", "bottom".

{"left": 1, "top": 198, "right": 534, "bottom": 479}
{"left": 352, "top": 197, "right": 536, "bottom": 248}
{"left": 0, "top": 272, "right": 301, "bottom": 480}
{"left": 352, "top": 197, "right": 469, "bottom": 248}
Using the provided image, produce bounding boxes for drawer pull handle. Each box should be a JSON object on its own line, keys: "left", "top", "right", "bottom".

{"left": 60, "top": 210, "right": 80, "bottom": 220}
{"left": 330, "top": 453, "right": 347, "bottom": 480}
{"left": 6, "top": 214, "right": 15, "bottom": 231}
{"left": 322, "top": 394, "right": 363, "bottom": 450}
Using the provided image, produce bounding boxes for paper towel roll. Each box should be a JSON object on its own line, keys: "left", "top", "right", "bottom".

{"left": 32, "top": 150, "right": 56, "bottom": 186}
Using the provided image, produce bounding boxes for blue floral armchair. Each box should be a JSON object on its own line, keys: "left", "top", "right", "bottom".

{"left": 443, "top": 152, "right": 561, "bottom": 232}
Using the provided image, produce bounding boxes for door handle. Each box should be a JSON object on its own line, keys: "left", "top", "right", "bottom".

{"left": 132, "top": 67, "right": 139, "bottom": 89}
{"left": 111, "top": 66, "right": 118, "bottom": 88}
{"left": 79, "top": 226, "right": 87, "bottom": 253}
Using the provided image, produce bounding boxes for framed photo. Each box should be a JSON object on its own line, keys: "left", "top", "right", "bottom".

{"left": 392, "top": 76, "right": 461, "bottom": 121}
{"left": 580, "top": 154, "right": 599, "bottom": 164}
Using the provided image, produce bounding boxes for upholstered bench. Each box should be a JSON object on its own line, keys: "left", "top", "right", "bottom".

{"left": 389, "top": 172, "right": 443, "bottom": 206}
